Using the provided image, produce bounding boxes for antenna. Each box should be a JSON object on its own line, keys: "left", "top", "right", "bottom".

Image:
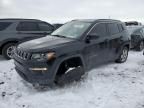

{"left": 108, "top": 16, "right": 111, "bottom": 19}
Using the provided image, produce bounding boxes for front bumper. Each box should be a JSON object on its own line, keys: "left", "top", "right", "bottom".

{"left": 14, "top": 55, "right": 57, "bottom": 85}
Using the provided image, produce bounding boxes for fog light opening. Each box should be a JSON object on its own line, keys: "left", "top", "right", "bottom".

{"left": 29, "top": 68, "right": 48, "bottom": 71}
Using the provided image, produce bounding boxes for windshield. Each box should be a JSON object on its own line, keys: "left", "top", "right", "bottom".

{"left": 51, "top": 21, "right": 91, "bottom": 39}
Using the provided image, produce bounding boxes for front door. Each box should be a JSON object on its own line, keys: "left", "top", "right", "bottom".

{"left": 107, "top": 23, "right": 125, "bottom": 60}
{"left": 84, "top": 23, "right": 110, "bottom": 69}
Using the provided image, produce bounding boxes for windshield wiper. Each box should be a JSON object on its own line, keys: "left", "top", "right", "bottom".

{"left": 52, "top": 35, "right": 67, "bottom": 38}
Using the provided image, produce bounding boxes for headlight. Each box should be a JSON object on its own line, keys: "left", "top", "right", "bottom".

{"left": 31, "top": 52, "right": 56, "bottom": 61}
{"left": 46, "top": 52, "right": 56, "bottom": 61}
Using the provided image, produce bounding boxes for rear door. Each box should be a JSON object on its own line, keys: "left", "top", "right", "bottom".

{"left": 107, "top": 23, "right": 124, "bottom": 60}
{"left": 0, "top": 22, "right": 13, "bottom": 44}
{"left": 16, "top": 21, "right": 51, "bottom": 42}
{"left": 84, "top": 23, "right": 111, "bottom": 69}
{"left": 37, "top": 22, "right": 54, "bottom": 35}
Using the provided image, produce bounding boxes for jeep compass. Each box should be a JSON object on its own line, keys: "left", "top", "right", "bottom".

{"left": 14, "top": 19, "right": 131, "bottom": 86}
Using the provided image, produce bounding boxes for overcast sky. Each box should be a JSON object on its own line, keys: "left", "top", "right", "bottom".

{"left": 0, "top": 0, "right": 143, "bottom": 23}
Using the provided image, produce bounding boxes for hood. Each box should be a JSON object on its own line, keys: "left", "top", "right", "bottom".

{"left": 18, "top": 35, "right": 76, "bottom": 52}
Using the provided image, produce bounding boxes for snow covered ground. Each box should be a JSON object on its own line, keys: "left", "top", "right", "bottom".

{"left": 0, "top": 51, "right": 144, "bottom": 108}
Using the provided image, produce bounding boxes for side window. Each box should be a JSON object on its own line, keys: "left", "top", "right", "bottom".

{"left": 38, "top": 22, "right": 54, "bottom": 31}
{"left": 16, "top": 22, "right": 39, "bottom": 31}
{"left": 118, "top": 24, "right": 124, "bottom": 32}
{"left": 108, "top": 23, "right": 119, "bottom": 35}
{"left": 90, "top": 23, "right": 107, "bottom": 37}
{"left": 0, "top": 22, "right": 12, "bottom": 31}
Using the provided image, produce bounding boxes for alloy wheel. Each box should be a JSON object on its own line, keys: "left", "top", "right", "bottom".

{"left": 120, "top": 47, "right": 128, "bottom": 62}
{"left": 6, "top": 46, "right": 15, "bottom": 58}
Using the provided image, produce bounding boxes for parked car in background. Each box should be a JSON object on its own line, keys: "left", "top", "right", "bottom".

{"left": 127, "top": 26, "right": 144, "bottom": 51}
{"left": 0, "top": 18, "right": 55, "bottom": 59}
{"left": 14, "top": 19, "right": 130, "bottom": 86}
{"left": 53, "top": 23, "right": 63, "bottom": 29}
{"left": 125, "top": 21, "right": 142, "bottom": 26}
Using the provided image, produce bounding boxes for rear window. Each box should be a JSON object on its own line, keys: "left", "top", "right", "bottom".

{"left": 0, "top": 22, "right": 12, "bottom": 31}
{"left": 108, "top": 23, "right": 119, "bottom": 35}
{"left": 38, "top": 22, "right": 54, "bottom": 31}
{"left": 16, "top": 22, "right": 39, "bottom": 31}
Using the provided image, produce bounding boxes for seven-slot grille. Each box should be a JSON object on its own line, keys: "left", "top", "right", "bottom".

{"left": 15, "top": 49, "right": 31, "bottom": 60}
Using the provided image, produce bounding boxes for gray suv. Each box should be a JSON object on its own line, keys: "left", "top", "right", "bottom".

{"left": 0, "top": 19, "right": 55, "bottom": 59}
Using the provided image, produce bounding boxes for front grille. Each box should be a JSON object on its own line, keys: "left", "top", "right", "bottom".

{"left": 15, "top": 49, "right": 31, "bottom": 60}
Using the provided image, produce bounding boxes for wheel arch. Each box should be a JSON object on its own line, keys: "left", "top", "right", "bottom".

{"left": 0, "top": 39, "right": 19, "bottom": 54}
{"left": 125, "top": 44, "right": 130, "bottom": 50}
{"left": 54, "top": 55, "right": 85, "bottom": 77}
{"left": 116, "top": 42, "right": 130, "bottom": 55}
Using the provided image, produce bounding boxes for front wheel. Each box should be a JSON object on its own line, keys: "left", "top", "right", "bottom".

{"left": 2, "top": 43, "right": 16, "bottom": 60}
{"left": 55, "top": 66, "right": 85, "bottom": 86}
{"left": 115, "top": 46, "right": 129, "bottom": 63}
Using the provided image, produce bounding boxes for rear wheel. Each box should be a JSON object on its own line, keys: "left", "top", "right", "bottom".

{"left": 2, "top": 43, "right": 16, "bottom": 60}
{"left": 135, "top": 41, "right": 144, "bottom": 51}
{"left": 115, "top": 46, "right": 129, "bottom": 63}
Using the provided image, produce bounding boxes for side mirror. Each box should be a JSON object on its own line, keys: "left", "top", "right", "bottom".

{"left": 85, "top": 34, "right": 100, "bottom": 43}
{"left": 88, "top": 33, "right": 100, "bottom": 39}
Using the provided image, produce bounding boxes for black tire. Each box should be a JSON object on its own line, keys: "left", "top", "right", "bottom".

{"left": 2, "top": 43, "right": 16, "bottom": 60}
{"left": 115, "top": 46, "right": 129, "bottom": 63}
{"left": 135, "top": 41, "right": 144, "bottom": 51}
{"left": 55, "top": 66, "right": 85, "bottom": 86}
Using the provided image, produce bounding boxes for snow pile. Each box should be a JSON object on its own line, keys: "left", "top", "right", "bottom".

{"left": 0, "top": 51, "right": 144, "bottom": 108}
